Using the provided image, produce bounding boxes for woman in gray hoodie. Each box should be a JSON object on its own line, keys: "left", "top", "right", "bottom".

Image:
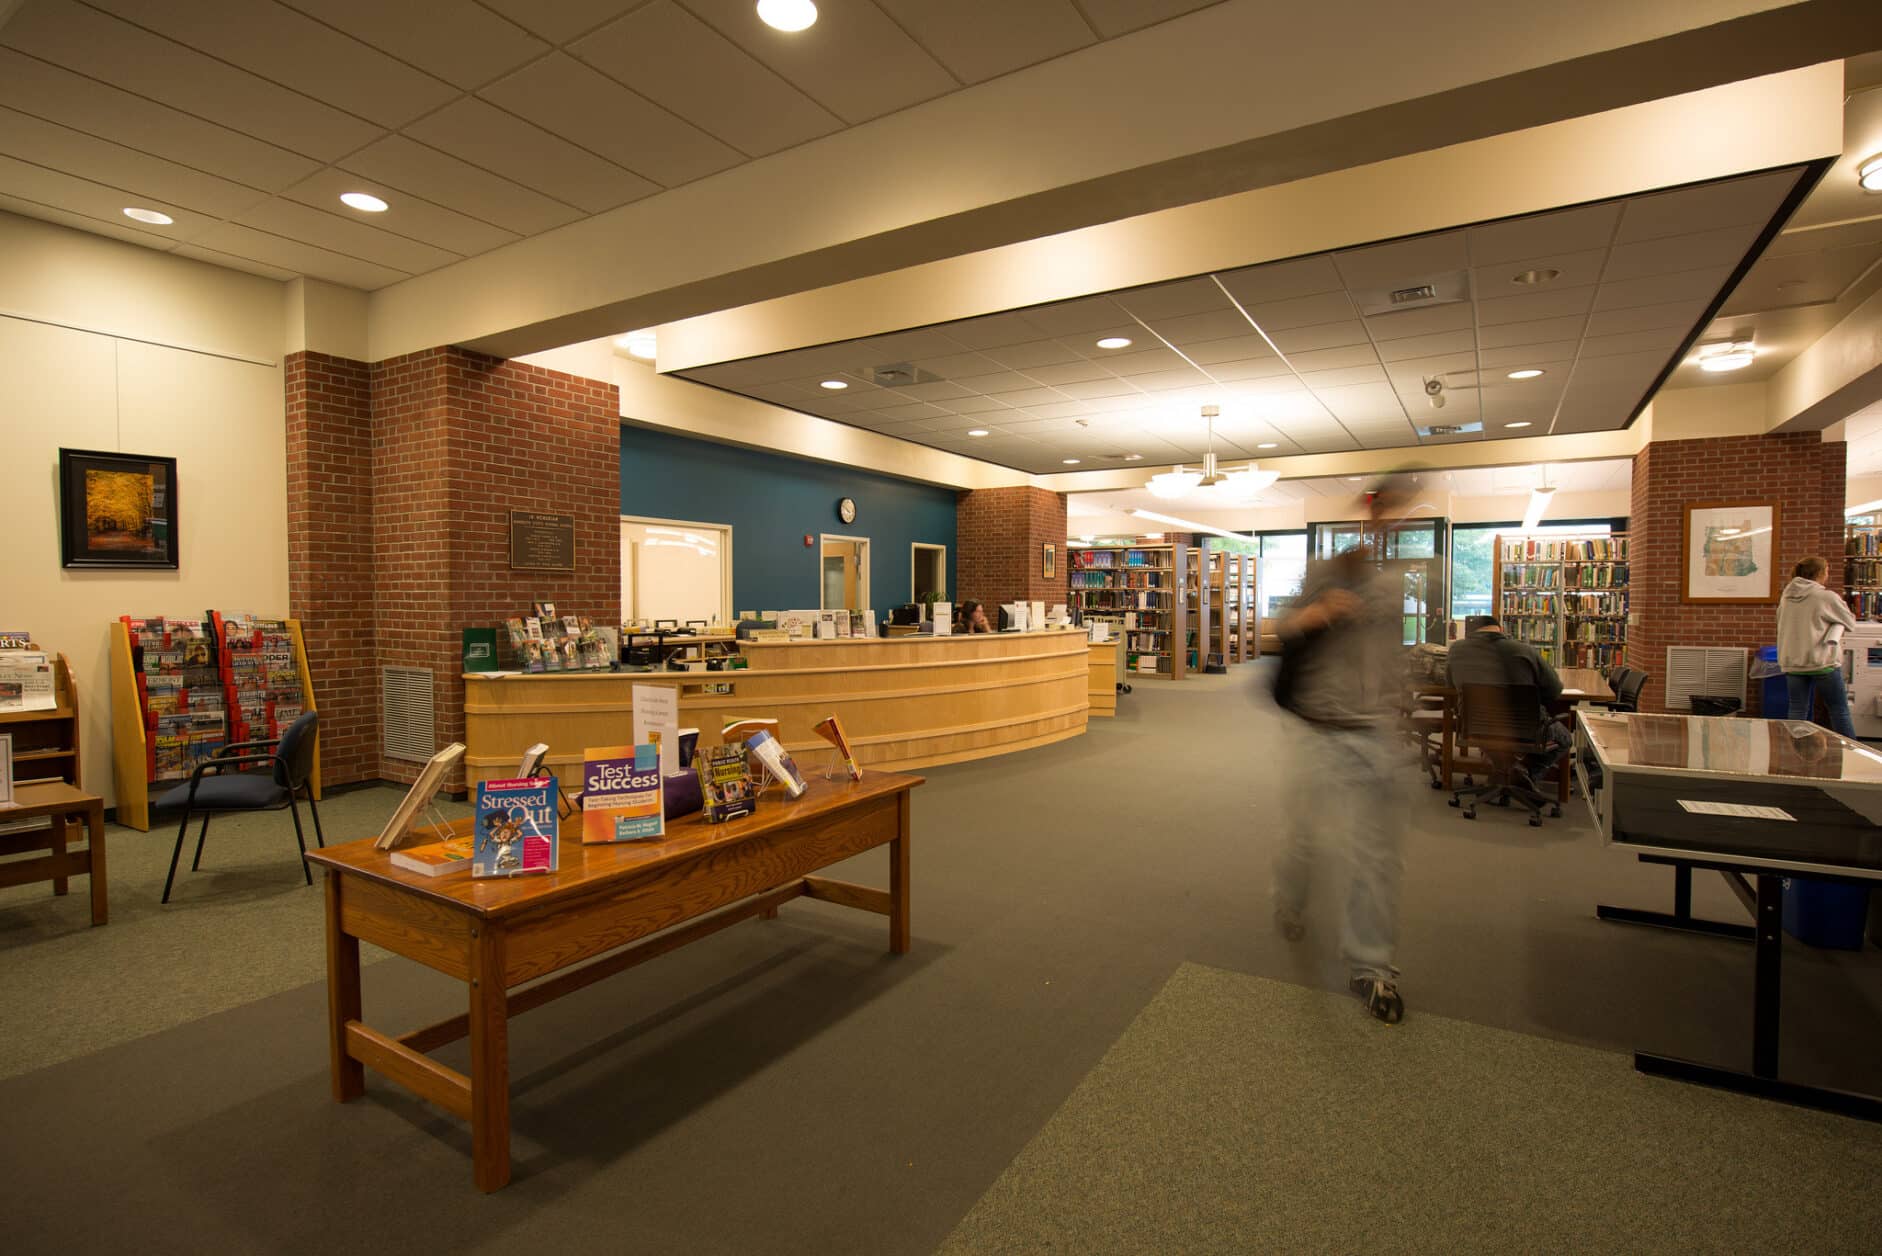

{"left": 1775, "top": 555, "right": 1859, "bottom": 736}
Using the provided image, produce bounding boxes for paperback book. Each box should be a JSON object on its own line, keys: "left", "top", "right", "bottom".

{"left": 389, "top": 833, "right": 475, "bottom": 877}
{"left": 581, "top": 743, "right": 665, "bottom": 843}
{"left": 473, "top": 777, "right": 559, "bottom": 877}
{"left": 813, "top": 714, "right": 862, "bottom": 781}
{"left": 745, "top": 729, "right": 808, "bottom": 799}
{"left": 696, "top": 742, "right": 757, "bottom": 823}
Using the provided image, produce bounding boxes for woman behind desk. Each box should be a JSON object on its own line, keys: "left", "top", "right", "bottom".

{"left": 958, "top": 601, "right": 992, "bottom": 633}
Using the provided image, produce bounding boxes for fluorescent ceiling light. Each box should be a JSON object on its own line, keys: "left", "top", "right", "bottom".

{"left": 1095, "top": 336, "right": 1132, "bottom": 350}
{"left": 1257, "top": 442, "right": 1279, "bottom": 449}
{"left": 340, "top": 191, "right": 388, "bottom": 212}
{"left": 1063, "top": 458, "right": 1081, "bottom": 465}
{"left": 1506, "top": 369, "right": 1545, "bottom": 380}
{"left": 1521, "top": 484, "right": 1557, "bottom": 531}
{"left": 615, "top": 330, "right": 658, "bottom": 359}
{"left": 756, "top": 0, "right": 817, "bottom": 32}
{"left": 819, "top": 379, "right": 848, "bottom": 390}
{"left": 1123, "top": 453, "right": 1144, "bottom": 461}
{"left": 966, "top": 428, "right": 989, "bottom": 437}
{"left": 1693, "top": 339, "right": 1755, "bottom": 372}
{"left": 1504, "top": 421, "right": 1533, "bottom": 429}
{"left": 1131, "top": 508, "right": 1246, "bottom": 541}
{"left": 1861, "top": 154, "right": 1882, "bottom": 193}
{"left": 123, "top": 207, "right": 173, "bottom": 225}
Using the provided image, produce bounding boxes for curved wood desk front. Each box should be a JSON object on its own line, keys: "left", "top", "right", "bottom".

{"left": 463, "top": 628, "right": 1090, "bottom": 790}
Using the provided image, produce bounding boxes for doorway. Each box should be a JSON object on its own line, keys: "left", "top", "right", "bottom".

{"left": 821, "top": 535, "right": 870, "bottom": 611}
{"left": 911, "top": 543, "right": 946, "bottom": 604}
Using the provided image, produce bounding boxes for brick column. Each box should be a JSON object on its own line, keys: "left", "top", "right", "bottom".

{"left": 956, "top": 486, "right": 1068, "bottom": 613}
{"left": 1627, "top": 432, "right": 1846, "bottom": 713}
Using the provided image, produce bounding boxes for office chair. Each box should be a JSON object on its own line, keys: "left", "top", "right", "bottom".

{"left": 1450, "top": 683, "right": 1558, "bottom": 826}
{"left": 1601, "top": 670, "right": 1647, "bottom": 713}
{"left": 156, "top": 710, "right": 324, "bottom": 903}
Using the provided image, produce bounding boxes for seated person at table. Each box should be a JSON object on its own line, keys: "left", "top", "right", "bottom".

{"left": 958, "top": 600, "right": 992, "bottom": 633}
{"left": 1446, "top": 614, "right": 1571, "bottom": 781}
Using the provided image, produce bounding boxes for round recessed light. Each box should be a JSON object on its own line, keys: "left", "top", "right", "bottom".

{"left": 1095, "top": 336, "right": 1133, "bottom": 350}
{"left": 819, "top": 379, "right": 848, "bottom": 390}
{"left": 340, "top": 191, "right": 388, "bottom": 213}
{"left": 1860, "top": 154, "right": 1882, "bottom": 193}
{"left": 1257, "top": 442, "right": 1279, "bottom": 449}
{"left": 1507, "top": 369, "right": 1545, "bottom": 381}
{"left": 1063, "top": 458, "right": 1082, "bottom": 466}
{"left": 756, "top": 0, "right": 817, "bottom": 32}
{"left": 1505, "top": 421, "right": 1533, "bottom": 429}
{"left": 1511, "top": 268, "right": 1561, "bottom": 286}
{"left": 614, "top": 330, "right": 657, "bottom": 359}
{"left": 967, "top": 429, "right": 989, "bottom": 437}
{"left": 123, "top": 207, "right": 173, "bottom": 225}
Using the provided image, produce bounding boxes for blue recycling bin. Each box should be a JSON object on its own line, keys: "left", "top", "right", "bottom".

{"left": 1756, "top": 645, "right": 1788, "bottom": 718}
{"left": 1782, "top": 877, "right": 1870, "bottom": 950}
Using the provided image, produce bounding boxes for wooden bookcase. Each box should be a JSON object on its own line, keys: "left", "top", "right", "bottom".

{"left": 1068, "top": 541, "right": 1188, "bottom": 678}
{"left": 1, "top": 652, "right": 80, "bottom": 790}
{"left": 1846, "top": 523, "right": 1882, "bottom": 619}
{"left": 108, "top": 618, "right": 321, "bottom": 832}
{"left": 1491, "top": 533, "right": 1630, "bottom": 670}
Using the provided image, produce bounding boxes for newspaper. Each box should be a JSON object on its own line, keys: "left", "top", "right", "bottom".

{"left": 0, "top": 651, "right": 56, "bottom": 713}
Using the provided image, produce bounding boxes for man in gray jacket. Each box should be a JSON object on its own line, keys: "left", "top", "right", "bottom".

{"left": 1446, "top": 616, "right": 1571, "bottom": 780}
{"left": 1777, "top": 555, "right": 1858, "bottom": 736}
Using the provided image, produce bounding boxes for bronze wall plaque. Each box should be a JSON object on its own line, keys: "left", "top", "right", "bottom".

{"left": 509, "top": 510, "right": 576, "bottom": 571}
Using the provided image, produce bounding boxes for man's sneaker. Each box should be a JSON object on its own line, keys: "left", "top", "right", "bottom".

{"left": 1349, "top": 975, "right": 1404, "bottom": 1024}
{"left": 1274, "top": 904, "right": 1306, "bottom": 943}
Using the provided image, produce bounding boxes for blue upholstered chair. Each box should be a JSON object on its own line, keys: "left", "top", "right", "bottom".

{"left": 157, "top": 709, "right": 324, "bottom": 904}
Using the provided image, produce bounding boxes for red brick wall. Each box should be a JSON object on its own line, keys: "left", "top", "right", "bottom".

{"left": 957, "top": 486, "right": 1068, "bottom": 615}
{"left": 1628, "top": 433, "right": 1846, "bottom": 713}
{"left": 285, "top": 351, "right": 379, "bottom": 786}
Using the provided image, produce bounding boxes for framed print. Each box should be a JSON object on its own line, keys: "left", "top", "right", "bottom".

{"left": 1042, "top": 543, "right": 1056, "bottom": 580}
{"left": 59, "top": 448, "right": 179, "bottom": 570}
{"left": 1682, "top": 500, "right": 1779, "bottom": 603}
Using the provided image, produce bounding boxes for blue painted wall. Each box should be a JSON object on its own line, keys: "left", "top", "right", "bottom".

{"left": 619, "top": 424, "right": 957, "bottom": 614}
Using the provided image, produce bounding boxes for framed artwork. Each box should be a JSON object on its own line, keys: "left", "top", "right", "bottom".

{"left": 1682, "top": 500, "right": 1779, "bottom": 603}
{"left": 59, "top": 449, "right": 179, "bottom": 570}
{"left": 1042, "top": 543, "right": 1056, "bottom": 580}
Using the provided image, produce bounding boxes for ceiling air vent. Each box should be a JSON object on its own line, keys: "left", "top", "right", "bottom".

{"left": 872, "top": 362, "right": 941, "bottom": 388}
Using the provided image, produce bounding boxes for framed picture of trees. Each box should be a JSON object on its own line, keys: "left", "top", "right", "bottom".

{"left": 58, "top": 448, "right": 179, "bottom": 570}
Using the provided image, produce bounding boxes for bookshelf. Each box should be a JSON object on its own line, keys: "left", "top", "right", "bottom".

{"left": 1186, "top": 547, "right": 1231, "bottom": 672}
{"left": 1070, "top": 542, "right": 1189, "bottom": 678}
{"left": 1845, "top": 523, "right": 1882, "bottom": 619}
{"left": 1491, "top": 534, "right": 1630, "bottom": 670}
{"left": 0, "top": 651, "right": 80, "bottom": 790}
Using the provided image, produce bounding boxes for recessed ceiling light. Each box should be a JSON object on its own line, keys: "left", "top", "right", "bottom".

{"left": 1511, "top": 268, "right": 1560, "bottom": 286}
{"left": 1063, "top": 458, "right": 1082, "bottom": 465}
{"left": 756, "top": 0, "right": 817, "bottom": 32}
{"left": 819, "top": 379, "right": 848, "bottom": 390}
{"left": 1860, "top": 154, "right": 1882, "bottom": 193}
{"left": 1095, "top": 336, "right": 1133, "bottom": 350}
{"left": 340, "top": 191, "right": 388, "bottom": 213}
{"left": 1122, "top": 452, "right": 1144, "bottom": 461}
{"left": 1345, "top": 475, "right": 1363, "bottom": 482}
{"left": 1257, "top": 442, "right": 1279, "bottom": 449}
{"left": 123, "top": 207, "right": 173, "bottom": 225}
{"left": 1505, "top": 421, "right": 1533, "bottom": 429}
{"left": 966, "top": 429, "right": 989, "bottom": 437}
{"left": 614, "top": 330, "right": 657, "bottom": 359}
{"left": 1507, "top": 369, "right": 1545, "bottom": 380}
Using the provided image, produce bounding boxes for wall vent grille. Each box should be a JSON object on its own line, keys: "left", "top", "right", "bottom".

{"left": 1665, "top": 646, "right": 1748, "bottom": 712}
{"left": 381, "top": 666, "right": 435, "bottom": 762}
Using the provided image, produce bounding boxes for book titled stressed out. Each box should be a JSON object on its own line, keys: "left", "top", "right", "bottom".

{"left": 472, "top": 777, "right": 559, "bottom": 877}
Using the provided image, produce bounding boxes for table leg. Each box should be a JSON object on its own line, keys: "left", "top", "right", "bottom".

{"left": 1440, "top": 703, "right": 1455, "bottom": 790}
{"left": 889, "top": 792, "right": 911, "bottom": 955}
{"left": 86, "top": 803, "right": 107, "bottom": 926}
{"left": 324, "top": 874, "right": 364, "bottom": 1102}
{"left": 1752, "top": 873, "right": 1783, "bottom": 1078}
{"left": 469, "top": 924, "right": 511, "bottom": 1192}
{"left": 51, "top": 812, "right": 69, "bottom": 896}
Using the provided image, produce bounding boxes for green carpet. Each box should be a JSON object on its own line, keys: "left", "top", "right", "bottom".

{"left": 940, "top": 962, "right": 1882, "bottom": 1254}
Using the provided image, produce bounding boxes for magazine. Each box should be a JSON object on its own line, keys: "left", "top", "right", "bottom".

{"left": 473, "top": 777, "right": 559, "bottom": 877}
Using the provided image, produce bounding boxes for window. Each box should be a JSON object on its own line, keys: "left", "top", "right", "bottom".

{"left": 1256, "top": 532, "right": 1306, "bottom": 620}
{"left": 1450, "top": 521, "right": 1613, "bottom": 622}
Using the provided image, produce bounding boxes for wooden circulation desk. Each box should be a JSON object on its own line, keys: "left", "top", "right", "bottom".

{"left": 463, "top": 628, "right": 1089, "bottom": 791}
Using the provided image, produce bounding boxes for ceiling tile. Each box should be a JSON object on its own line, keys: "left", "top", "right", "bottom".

{"left": 1332, "top": 231, "right": 1467, "bottom": 291}
{"left": 1614, "top": 170, "right": 1798, "bottom": 244}
{"left": 1183, "top": 334, "right": 1275, "bottom": 365}
{"left": 1467, "top": 202, "right": 1622, "bottom": 266}
{"left": 1362, "top": 301, "right": 1474, "bottom": 341}
{"left": 1142, "top": 307, "right": 1257, "bottom": 346}
{"left": 342, "top": 136, "right": 585, "bottom": 236}
{"left": 0, "top": 107, "right": 268, "bottom": 219}
{"left": 0, "top": 48, "right": 319, "bottom": 191}
{"left": 572, "top": 1, "right": 843, "bottom": 157}
{"left": 682, "top": 0, "right": 955, "bottom": 124}
{"left": 1591, "top": 266, "right": 1732, "bottom": 313}
{"left": 0, "top": 153, "right": 213, "bottom": 240}
{"left": 1131, "top": 367, "right": 1212, "bottom": 392}
{"left": 170, "top": 241, "right": 300, "bottom": 281}
{"left": 1246, "top": 290, "right": 1357, "bottom": 331}
{"left": 283, "top": 0, "right": 550, "bottom": 89}
{"left": 188, "top": 221, "right": 410, "bottom": 288}
{"left": 1602, "top": 222, "right": 1761, "bottom": 282}
{"left": 1209, "top": 357, "right": 1297, "bottom": 383}
{"left": 889, "top": 380, "right": 974, "bottom": 403}
{"left": 1101, "top": 346, "right": 1189, "bottom": 376}
{"left": 981, "top": 339, "right": 1087, "bottom": 370}
{"left": 875, "top": 401, "right": 949, "bottom": 422}
{"left": 1477, "top": 285, "right": 1597, "bottom": 326}
{"left": 1376, "top": 329, "right": 1475, "bottom": 363}
{"left": 85, "top": 0, "right": 458, "bottom": 128}
{"left": 875, "top": 0, "right": 1091, "bottom": 84}
{"left": 232, "top": 197, "right": 462, "bottom": 271}
{"left": 1113, "top": 277, "right": 1231, "bottom": 322}
{"left": 950, "top": 369, "right": 1042, "bottom": 394}
{"left": 1079, "top": 0, "right": 1224, "bottom": 38}
{"left": 1216, "top": 255, "right": 1343, "bottom": 307}
{"left": 280, "top": 168, "right": 520, "bottom": 256}
{"left": 908, "top": 350, "right": 1005, "bottom": 377}
{"left": 1299, "top": 364, "right": 1388, "bottom": 390}
{"left": 1, "top": 0, "right": 382, "bottom": 159}
{"left": 1477, "top": 341, "right": 1577, "bottom": 370}
{"left": 404, "top": 97, "right": 656, "bottom": 213}
{"left": 1476, "top": 314, "right": 1588, "bottom": 349}
{"left": 1020, "top": 359, "right": 1115, "bottom": 386}
{"left": 946, "top": 394, "right": 1018, "bottom": 414}
{"left": 1045, "top": 378, "right": 1138, "bottom": 401}
{"left": 480, "top": 52, "right": 743, "bottom": 188}
{"left": 1282, "top": 344, "right": 1378, "bottom": 373}
{"left": 481, "top": 0, "right": 635, "bottom": 44}
{"left": 1578, "top": 326, "right": 1689, "bottom": 359}
{"left": 944, "top": 312, "right": 1045, "bottom": 350}
{"left": 1267, "top": 320, "right": 1368, "bottom": 354}
{"left": 1020, "top": 295, "right": 1132, "bottom": 338}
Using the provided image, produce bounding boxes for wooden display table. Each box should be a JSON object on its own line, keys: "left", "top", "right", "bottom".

{"left": 308, "top": 771, "right": 920, "bottom": 1192}
{"left": 0, "top": 782, "right": 107, "bottom": 925}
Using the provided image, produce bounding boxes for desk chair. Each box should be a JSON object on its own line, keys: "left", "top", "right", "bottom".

{"left": 156, "top": 710, "right": 324, "bottom": 904}
{"left": 1450, "top": 684, "right": 1558, "bottom": 826}
{"left": 1601, "top": 670, "right": 1647, "bottom": 713}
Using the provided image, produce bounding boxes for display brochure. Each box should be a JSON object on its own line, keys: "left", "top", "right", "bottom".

{"left": 373, "top": 743, "right": 467, "bottom": 849}
{"left": 696, "top": 742, "right": 756, "bottom": 823}
{"left": 473, "top": 777, "right": 559, "bottom": 876}
{"left": 389, "top": 833, "right": 475, "bottom": 876}
{"left": 632, "top": 683, "right": 680, "bottom": 777}
{"left": 0, "top": 732, "right": 13, "bottom": 807}
{"left": 722, "top": 716, "right": 779, "bottom": 746}
{"left": 0, "top": 650, "right": 57, "bottom": 712}
{"left": 581, "top": 744, "right": 665, "bottom": 842}
{"left": 745, "top": 729, "right": 808, "bottom": 798}
{"left": 931, "top": 602, "right": 951, "bottom": 635}
{"left": 813, "top": 715, "right": 862, "bottom": 781}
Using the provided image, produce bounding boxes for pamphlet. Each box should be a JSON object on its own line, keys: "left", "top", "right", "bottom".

{"left": 473, "top": 777, "right": 559, "bottom": 876}
{"left": 632, "top": 683, "right": 680, "bottom": 777}
{"left": 813, "top": 714, "right": 862, "bottom": 781}
{"left": 932, "top": 601, "right": 952, "bottom": 635}
{"left": 746, "top": 729, "right": 808, "bottom": 798}
{"left": 581, "top": 744, "right": 665, "bottom": 842}
{"left": 1676, "top": 800, "right": 1796, "bottom": 822}
{"left": 0, "top": 651, "right": 56, "bottom": 713}
{"left": 696, "top": 742, "right": 757, "bottom": 823}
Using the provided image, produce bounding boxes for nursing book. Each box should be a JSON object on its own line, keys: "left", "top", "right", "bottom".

{"left": 581, "top": 744, "right": 665, "bottom": 843}
{"left": 472, "top": 777, "right": 559, "bottom": 877}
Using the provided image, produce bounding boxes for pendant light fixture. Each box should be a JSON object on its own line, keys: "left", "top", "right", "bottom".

{"left": 1145, "top": 405, "right": 1279, "bottom": 502}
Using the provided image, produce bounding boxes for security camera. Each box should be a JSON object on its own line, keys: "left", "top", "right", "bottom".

{"left": 1424, "top": 376, "right": 1446, "bottom": 409}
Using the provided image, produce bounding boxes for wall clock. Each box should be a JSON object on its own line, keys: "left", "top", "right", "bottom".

{"left": 836, "top": 497, "right": 857, "bottom": 524}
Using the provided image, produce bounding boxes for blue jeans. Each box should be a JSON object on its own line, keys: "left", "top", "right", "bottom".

{"left": 1785, "top": 670, "right": 1857, "bottom": 738}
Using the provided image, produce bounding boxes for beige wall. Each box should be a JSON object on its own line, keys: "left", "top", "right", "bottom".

{"left": 0, "top": 215, "right": 288, "bottom": 809}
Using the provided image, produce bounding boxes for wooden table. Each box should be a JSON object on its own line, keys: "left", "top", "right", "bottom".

{"left": 1416, "top": 669, "right": 1615, "bottom": 798}
{"left": 0, "top": 781, "right": 107, "bottom": 925}
{"left": 307, "top": 771, "right": 920, "bottom": 1192}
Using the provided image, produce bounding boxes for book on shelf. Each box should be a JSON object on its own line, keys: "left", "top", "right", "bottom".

{"left": 473, "top": 777, "right": 558, "bottom": 877}
{"left": 696, "top": 742, "right": 757, "bottom": 823}
{"left": 580, "top": 744, "right": 665, "bottom": 843}
{"left": 390, "top": 833, "right": 475, "bottom": 877}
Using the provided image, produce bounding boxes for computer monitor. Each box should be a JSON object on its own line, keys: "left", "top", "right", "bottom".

{"left": 890, "top": 604, "right": 920, "bottom": 625}
{"left": 998, "top": 605, "right": 1014, "bottom": 631}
